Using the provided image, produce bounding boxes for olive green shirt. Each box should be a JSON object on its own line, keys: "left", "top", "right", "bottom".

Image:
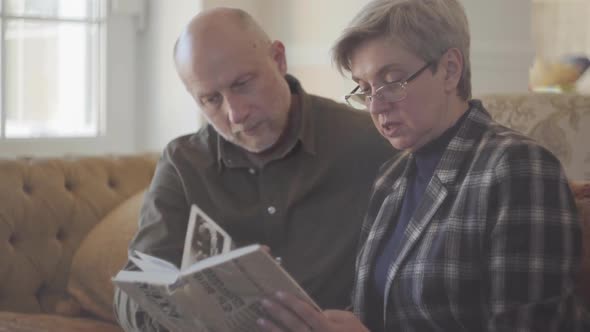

{"left": 114, "top": 76, "right": 394, "bottom": 331}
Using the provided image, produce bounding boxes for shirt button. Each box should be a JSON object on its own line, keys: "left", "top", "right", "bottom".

{"left": 267, "top": 206, "right": 277, "bottom": 215}
{"left": 248, "top": 168, "right": 256, "bottom": 175}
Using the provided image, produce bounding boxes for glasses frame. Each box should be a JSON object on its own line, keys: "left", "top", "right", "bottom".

{"left": 345, "top": 61, "right": 433, "bottom": 109}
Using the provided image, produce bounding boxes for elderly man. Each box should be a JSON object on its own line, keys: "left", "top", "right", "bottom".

{"left": 113, "top": 7, "right": 393, "bottom": 331}
{"left": 258, "top": 0, "right": 589, "bottom": 331}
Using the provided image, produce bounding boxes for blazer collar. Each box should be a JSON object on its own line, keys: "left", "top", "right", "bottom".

{"left": 431, "top": 100, "right": 491, "bottom": 185}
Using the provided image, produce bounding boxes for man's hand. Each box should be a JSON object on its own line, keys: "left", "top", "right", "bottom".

{"left": 257, "top": 291, "right": 369, "bottom": 332}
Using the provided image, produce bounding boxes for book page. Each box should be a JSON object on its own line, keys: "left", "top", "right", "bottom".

{"left": 171, "top": 245, "right": 319, "bottom": 331}
{"left": 130, "top": 250, "right": 179, "bottom": 273}
{"left": 180, "top": 245, "right": 260, "bottom": 276}
{"left": 181, "top": 204, "right": 234, "bottom": 270}
{"left": 113, "top": 270, "right": 176, "bottom": 285}
{"left": 113, "top": 274, "right": 202, "bottom": 332}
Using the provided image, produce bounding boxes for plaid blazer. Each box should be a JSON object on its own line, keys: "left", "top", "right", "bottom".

{"left": 352, "top": 101, "right": 588, "bottom": 331}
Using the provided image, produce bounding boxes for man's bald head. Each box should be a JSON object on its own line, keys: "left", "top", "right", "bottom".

{"left": 174, "top": 7, "right": 272, "bottom": 76}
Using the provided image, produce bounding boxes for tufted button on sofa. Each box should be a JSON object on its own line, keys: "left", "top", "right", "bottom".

{"left": 0, "top": 154, "right": 157, "bottom": 331}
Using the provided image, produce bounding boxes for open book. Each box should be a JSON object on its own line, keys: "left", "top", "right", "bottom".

{"left": 112, "top": 205, "right": 318, "bottom": 332}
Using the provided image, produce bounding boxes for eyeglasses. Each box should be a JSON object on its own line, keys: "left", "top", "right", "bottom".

{"left": 345, "top": 61, "right": 433, "bottom": 110}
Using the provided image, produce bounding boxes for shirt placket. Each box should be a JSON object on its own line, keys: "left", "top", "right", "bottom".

{"left": 254, "top": 166, "right": 286, "bottom": 249}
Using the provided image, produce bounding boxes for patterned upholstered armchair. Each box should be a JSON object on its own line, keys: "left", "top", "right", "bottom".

{"left": 481, "top": 93, "right": 590, "bottom": 306}
{"left": 480, "top": 93, "right": 590, "bottom": 181}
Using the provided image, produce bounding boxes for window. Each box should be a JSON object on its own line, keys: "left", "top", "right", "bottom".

{"left": 0, "top": 0, "right": 106, "bottom": 139}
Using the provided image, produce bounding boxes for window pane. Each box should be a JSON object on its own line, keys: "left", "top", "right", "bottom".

{"left": 5, "top": 19, "right": 101, "bottom": 138}
{"left": 5, "top": 0, "right": 105, "bottom": 20}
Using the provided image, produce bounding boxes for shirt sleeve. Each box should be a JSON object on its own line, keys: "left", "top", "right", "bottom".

{"left": 485, "top": 142, "right": 586, "bottom": 331}
{"left": 113, "top": 147, "right": 189, "bottom": 332}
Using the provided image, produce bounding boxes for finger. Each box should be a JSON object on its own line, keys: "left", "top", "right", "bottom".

{"left": 324, "top": 309, "right": 355, "bottom": 321}
{"left": 257, "top": 317, "right": 286, "bottom": 332}
{"left": 261, "top": 298, "right": 311, "bottom": 332}
{"left": 323, "top": 310, "right": 369, "bottom": 332}
{"left": 274, "top": 291, "right": 325, "bottom": 329}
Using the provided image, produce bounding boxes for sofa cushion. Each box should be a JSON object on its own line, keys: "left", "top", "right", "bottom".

{"left": 0, "top": 311, "right": 122, "bottom": 332}
{"left": 67, "top": 190, "right": 145, "bottom": 322}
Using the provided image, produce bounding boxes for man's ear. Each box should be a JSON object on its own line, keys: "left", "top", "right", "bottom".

{"left": 270, "top": 40, "right": 288, "bottom": 75}
{"left": 442, "top": 48, "right": 463, "bottom": 93}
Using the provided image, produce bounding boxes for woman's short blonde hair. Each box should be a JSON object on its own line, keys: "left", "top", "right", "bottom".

{"left": 332, "top": 0, "right": 472, "bottom": 100}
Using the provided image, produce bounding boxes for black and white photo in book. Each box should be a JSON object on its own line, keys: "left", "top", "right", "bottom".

{"left": 181, "top": 205, "right": 234, "bottom": 270}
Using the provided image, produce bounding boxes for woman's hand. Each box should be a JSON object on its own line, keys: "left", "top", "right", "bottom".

{"left": 257, "top": 291, "right": 369, "bottom": 332}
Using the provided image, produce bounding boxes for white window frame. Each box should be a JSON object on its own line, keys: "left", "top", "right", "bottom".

{"left": 0, "top": 0, "right": 141, "bottom": 157}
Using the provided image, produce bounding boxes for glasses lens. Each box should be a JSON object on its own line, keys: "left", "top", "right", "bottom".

{"left": 380, "top": 83, "right": 406, "bottom": 103}
{"left": 346, "top": 94, "right": 368, "bottom": 110}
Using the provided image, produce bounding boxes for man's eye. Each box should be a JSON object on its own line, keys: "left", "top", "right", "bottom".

{"left": 233, "top": 77, "right": 253, "bottom": 90}
{"left": 201, "top": 94, "right": 222, "bottom": 107}
{"left": 235, "top": 79, "right": 249, "bottom": 86}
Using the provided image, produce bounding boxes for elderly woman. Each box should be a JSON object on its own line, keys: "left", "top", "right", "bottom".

{"left": 257, "top": 0, "right": 588, "bottom": 331}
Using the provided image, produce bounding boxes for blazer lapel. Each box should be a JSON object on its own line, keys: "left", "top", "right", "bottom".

{"left": 354, "top": 157, "right": 412, "bottom": 319}
{"left": 381, "top": 174, "right": 448, "bottom": 320}
{"left": 363, "top": 175, "right": 407, "bottom": 264}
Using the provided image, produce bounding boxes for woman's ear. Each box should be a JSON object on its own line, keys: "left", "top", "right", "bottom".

{"left": 442, "top": 48, "right": 464, "bottom": 93}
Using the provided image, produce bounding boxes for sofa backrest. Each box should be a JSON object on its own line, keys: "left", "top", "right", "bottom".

{"left": 0, "top": 155, "right": 157, "bottom": 314}
{"left": 480, "top": 93, "right": 590, "bottom": 181}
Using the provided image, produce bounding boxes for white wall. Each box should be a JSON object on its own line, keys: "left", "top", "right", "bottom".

{"left": 463, "top": 0, "right": 534, "bottom": 96}
{"left": 273, "top": 0, "right": 370, "bottom": 102}
{"left": 135, "top": 0, "right": 203, "bottom": 153}
{"left": 192, "top": 0, "right": 533, "bottom": 102}
{"left": 104, "top": 15, "right": 140, "bottom": 153}
{"left": 202, "top": 0, "right": 272, "bottom": 19}
{"left": 133, "top": 0, "right": 535, "bottom": 153}
{"left": 283, "top": 0, "right": 534, "bottom": 99}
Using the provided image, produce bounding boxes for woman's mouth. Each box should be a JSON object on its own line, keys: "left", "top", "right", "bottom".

{"left": 381, "top": 122, "right": 402, "bottom": 137}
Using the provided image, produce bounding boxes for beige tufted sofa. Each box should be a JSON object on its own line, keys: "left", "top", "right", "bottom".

{"left": 0, "top": 155, "right": 157, "bottom": 331}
